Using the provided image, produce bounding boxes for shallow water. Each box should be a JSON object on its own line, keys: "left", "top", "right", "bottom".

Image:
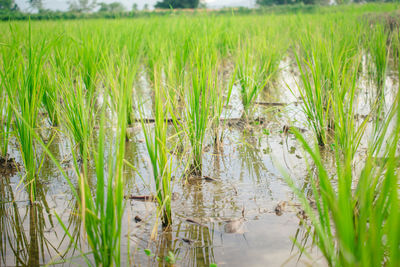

{"left": 1, "top": 57, "right": 398, "bottom": 266}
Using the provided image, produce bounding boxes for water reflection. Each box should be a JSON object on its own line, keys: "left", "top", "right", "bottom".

{"left": 0, "top": 175, "right": 61, "bottom": 266}
{"left": 238, "top": 129, "right": 268, "bottom": 185}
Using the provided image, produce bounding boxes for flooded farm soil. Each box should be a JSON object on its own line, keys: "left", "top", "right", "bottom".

{"left": 1, "top": 57, "right": 397, "bottom": 266}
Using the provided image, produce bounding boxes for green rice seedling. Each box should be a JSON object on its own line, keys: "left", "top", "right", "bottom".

{"left": 105, "top": 49, "right": 139, "bottom": 127}
{"left": 0, "top": 78, "right": 12, "bottom": 158}
{"left": 284, "top": 87, "right": 400, "bottom": 267}
{"left": 41, "top": 68, "right": 60, "bottom": 126}
{"left": 331, "top": 56, "right": 368, "bottom": 158}
{"left": 369, "top": 23, "right": 390, "bottom": 93}
{"left": 144, "top": 26, "right": 166, "bottom": 87}
{"left": 254, "top": 26, "right": 287, "bottom": 83}
{"left": 139, "top": 66, "right": 174, "bottom": 228}
{"left": 58, "top": 67, "right": 94, "bottom": 163}
{"left": 184, "top": 47, "right": 215, "bottom": 176}
{"left": 72, "top": 32, "right": 105, "bottom": 106}
{"left": 33, "top": 82, "right": 129, "bottom": 266}
{"left": 27, "top": 95, "right": 128, "bottom": 266}
{"left": 236, "top": 40, "right": 273, "bottom": 117}
{"left": 293, "top": 23, "right": 361, "bottom": 146}
{"left": 77, "top": 91, "right": 127, "bottom": 267}
{"left": 210, "top": 63, "right": 236, "bottom": 146}
{"left": 368, "top": 23, "right": 391, "bottom": 128}
{"left": 294, "top": 47, "right": 330, "bottom": 146}
{"left": 164, "top": 26, "right": 192, "bottom": 92}
{"left": 3, "top": 25, "right": 52, "bottom": 201}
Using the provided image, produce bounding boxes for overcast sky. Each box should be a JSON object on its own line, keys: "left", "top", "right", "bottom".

{"left": 15, "top": 0, "right": 256, "bottom": 11}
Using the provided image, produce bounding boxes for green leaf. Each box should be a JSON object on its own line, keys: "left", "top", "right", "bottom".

{"left": 144, "top": 249, "right": 152, "bottom": 256}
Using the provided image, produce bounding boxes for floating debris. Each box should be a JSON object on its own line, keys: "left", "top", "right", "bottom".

{"left": 274, "top": 201, "right": 287, "bottom": 216}
{"left": 224, "top": 218, "right": 246, "bottom": 234}
{"left": 134, "top": 215, "right": 142, "bottom": 223}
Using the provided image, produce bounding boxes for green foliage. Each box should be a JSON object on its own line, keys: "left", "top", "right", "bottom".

{"left": 98, "top": 2, "right": 125, "bottom": 12}
{"left": 29, "top": 0, "right": 44, "bottom": 12}
{"left": 184, "top": 46, "right": 216, "bottom": 175}
{"left": 1, "top": 4, "right": 399, "bottom": 266}
{"left": 256, "top": 0, "right": 328, "bottom": 5}
{"left": 68, "top": 0, "right": 97, "bottom": 12}
{"left": 285, "top": 90, "right": 400, "bottom": 266}
{"left": 293, "top": 19, "right": 361, "bottom": 146}
{"left": 1, "top": 24, "right": 54, "bottom": 201}
{"left": 0, "top": 0, "right": 17, "bottom": 11}
{"left": 155, "top": 0, "right": 199, "bottom": 9}
{"left": 139, "top": 66, "right": 175, "bottom": 227}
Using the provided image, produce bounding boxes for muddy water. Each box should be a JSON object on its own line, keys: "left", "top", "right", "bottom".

{"left": 1, "top": 58, "right": 398, "bottom": 266}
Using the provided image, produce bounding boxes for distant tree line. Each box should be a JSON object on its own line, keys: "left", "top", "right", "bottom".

{"left": 0, "top": 0, "right": 203, "bottom": 13}
{"left": 155, "top": 0, "right": 200, "bottom": 9}
{"left": 0, "top": 0, "right": 398, "bottom": 20}
{"left": 0, "top": 0, "right": 18, "bottom": 11}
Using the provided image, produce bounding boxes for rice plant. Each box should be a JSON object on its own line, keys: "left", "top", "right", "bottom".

{"left": 41, "top": 66, "right": 60, "bottom": 127}
{"left": 105, "top": 49, "right": 139, "bottom": 127}
{"left": 184, "top": 48, "right": 215, "bottom": 176}
{"left": 0, "top": 75, "right": 12, "bottom": 158}
{"left": 237, "top": 41, "right": 271, "bottom": 116}
{"left": 284, "top": 80, "right": 400, "bottom": 267}
{"left": 294, "top": 24, "right": 360, "bottom": 146}
{"left": 58, "top": 67, "right": 94, "bottom": 163}
{"left": 1, "top": 5, "right": 400, "bottom": 266}
{"left": 34, "top": 83, "right": 129, "bottom": 266}
{"left": 3, "top": 25, "right": 52, "bottom": 201}
{"left": 77, "top": 94, "right": 127, "bottom": 267}
{"left": 139, "top": 66, "right": 174, "bottom": 228}
{"left": 369, "top": 23, "right": 390, "bottom": 93}
{"left": 368, "top": 23, "right": 391, "bottom": 127}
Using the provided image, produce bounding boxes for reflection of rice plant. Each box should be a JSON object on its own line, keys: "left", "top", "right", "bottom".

{"left": 140, "top": 67, "right": 174, "bottom": 228}
{"left": 0, "top": 176, "right": 61, "bottom": 266}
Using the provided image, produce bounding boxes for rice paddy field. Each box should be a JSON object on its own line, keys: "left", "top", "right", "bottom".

{"left": 1, "top": 3, "right": 400, "bottom": 267}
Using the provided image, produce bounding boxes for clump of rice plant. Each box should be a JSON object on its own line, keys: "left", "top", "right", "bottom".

{"left": 139, "top": 66, "right": 175, "bottom": 228}
{"left": 37, "top": 89, "right": 129, "bottom": 266}
{"left": 77, "top": 97, "right": 128, "bottom": 267}
{"left": 105, "top": 49, "right": 139, "bottom": 126}
{"left": 237, "top": 41, "right": 272, "bottom": 117}
{"left": 41, "top": 67, "right": 60, "bottom": 127}
{"left": 2, "top": 25, "right": 51, "bottom": 201}
{"left": 0, "top": 77, "right": 12, "bottom": 158}
{"left": 184, "top": 48, "right": 216, "bottom": 176}
{"left": 76, "top": 37, "right": 103, "bottom": 104}
{"left": 284, "top": 85, "right": 400, "bottom": 267}
{"left": 294, "top": 26, "right": 360, "bottom": 146}
{"left": 209, "top": 62, "right": 236, "bottom": 146}
{"left": 369, "top": 23, "right": 390, "bottom": 93}
{"left": 58, "top": 68, "right": 94, "bottom": 163}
